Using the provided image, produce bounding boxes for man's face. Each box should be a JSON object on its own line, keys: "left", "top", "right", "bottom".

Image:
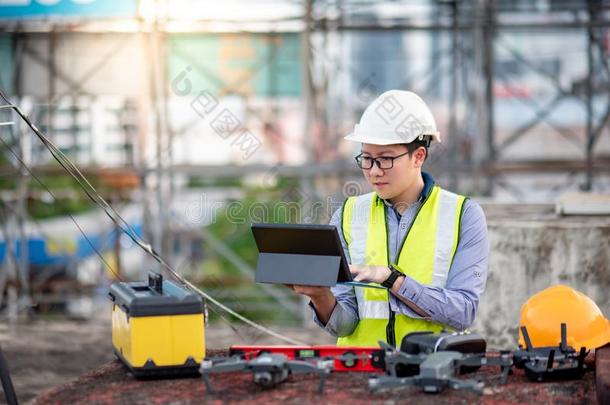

{"left": 360, "top": 143, "right": 425, "bottom": 200}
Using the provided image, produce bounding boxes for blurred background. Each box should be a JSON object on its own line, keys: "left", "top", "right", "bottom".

{"left": 0, "top": 0, "right": 609, "bottom": 401}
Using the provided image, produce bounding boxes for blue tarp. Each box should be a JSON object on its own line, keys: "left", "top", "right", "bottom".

{"left": 0, "top": 223, "right": 142, "bottom": 266}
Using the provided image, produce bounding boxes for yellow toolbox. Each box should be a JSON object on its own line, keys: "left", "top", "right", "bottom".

{"left": 108, "top": 272, "right": 205, "bottom": 377}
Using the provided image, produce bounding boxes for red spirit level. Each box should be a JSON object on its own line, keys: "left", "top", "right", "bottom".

{"left": 229, "top": 345, "right": 385, "bottom": 373}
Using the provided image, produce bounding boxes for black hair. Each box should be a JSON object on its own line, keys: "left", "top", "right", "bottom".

{"left": 402, "top": 138, "right": 430, "bottom": 161}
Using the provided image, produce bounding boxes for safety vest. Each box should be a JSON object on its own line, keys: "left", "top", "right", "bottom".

{"left": 336, "top": 185, "right": 467, "bottom": 347}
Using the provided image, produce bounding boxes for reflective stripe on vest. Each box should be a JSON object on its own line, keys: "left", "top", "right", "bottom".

{"left": 337, "top": 186, "right": 466, "bottom": 347}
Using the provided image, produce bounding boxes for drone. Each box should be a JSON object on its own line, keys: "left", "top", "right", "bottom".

{"left": 513, "top": 323, "right": 587, "bottom": 382}
{"left": 369, "top": 340, "right": 511, "bottom": 394}
{"left": 200, "top": 352, "right": 334, "bottom": 394}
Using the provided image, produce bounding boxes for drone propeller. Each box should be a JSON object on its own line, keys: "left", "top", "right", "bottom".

{"left": 285, "top": 358, "right": 333, "bottom": 394}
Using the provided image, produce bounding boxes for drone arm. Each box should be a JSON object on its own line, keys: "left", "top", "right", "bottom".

{"left": 378, "top": 340, "right": 395, "bottom": 352}
{"left": 201, "top": 374, "right": 215, "bottom": 394}
{"left": 201, "top": 361, "right": 247, "bottom": 374}
{"left": 368, "top": 375, "right": 418, "bottom": 392}
{"left": 457, "top": 354, "right": 485, "bottom": 368}
{"left": 385, "top": 352, "right": 423, "bottom": 377}
{"left": 452, "top": 353, "right": 512, "bottom": 386}
{"left": 446, "top": 377, "right": 484, "bottom": 394}
{"left": 200, "top": 359, "right": 247, "bottom": 394}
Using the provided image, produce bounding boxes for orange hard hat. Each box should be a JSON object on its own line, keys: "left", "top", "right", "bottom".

{"left": 518, "top": 285, "right": 610, "bottom": 351}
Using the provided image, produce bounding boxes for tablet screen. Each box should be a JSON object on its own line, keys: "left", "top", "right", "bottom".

{"left": 251, "top": 223, "right": 353, "bottom": 283}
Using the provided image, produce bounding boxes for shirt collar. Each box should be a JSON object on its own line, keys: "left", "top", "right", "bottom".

{"left": 378, "top": 171, "right": 435, "bottom": 209}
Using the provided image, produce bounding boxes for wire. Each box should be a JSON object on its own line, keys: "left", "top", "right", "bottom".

{"left": 0, "top": 92, "right": 306, "bottom": 346}
{"left": 0, "top": 136, "right": 121, "bottom": 282}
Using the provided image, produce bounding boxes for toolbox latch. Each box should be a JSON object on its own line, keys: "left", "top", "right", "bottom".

{"left": 148, "top": 272, "right": 163, "bottom": 294}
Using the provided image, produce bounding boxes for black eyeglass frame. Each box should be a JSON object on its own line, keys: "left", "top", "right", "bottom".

{"left": 354, "top": 150, "right": 411, "bottom": 170}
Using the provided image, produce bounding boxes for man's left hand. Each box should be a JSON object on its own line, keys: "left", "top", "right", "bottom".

{"left": 349, "top": 265, "right": 391, "bottom": 284}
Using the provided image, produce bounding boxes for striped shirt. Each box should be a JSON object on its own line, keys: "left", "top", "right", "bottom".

{"left": 311, "top": 172, "right": 489, "bottom": 336}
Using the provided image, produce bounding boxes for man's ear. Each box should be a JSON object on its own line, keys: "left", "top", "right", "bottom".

{"left": 413, "top": 147, "right": 427, "bottom": 167}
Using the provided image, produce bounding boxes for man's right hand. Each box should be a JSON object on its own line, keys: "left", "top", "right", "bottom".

{"left": 286, "top": 284, "right": 332, "bottom": 299}
{"left": 285, "top": 285, "right": 336, "bottom": 325}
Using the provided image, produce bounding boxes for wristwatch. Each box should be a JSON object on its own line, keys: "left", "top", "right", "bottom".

{"left": 381, "top": 265, "right": 403, "bottom": 289}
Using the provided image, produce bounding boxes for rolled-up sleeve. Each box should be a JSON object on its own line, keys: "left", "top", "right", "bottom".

{"left": 389, "top": 199, "right": 489, "bottom": 331}
{"left": 309, "top": 206, "right": 359, "bottom": 337}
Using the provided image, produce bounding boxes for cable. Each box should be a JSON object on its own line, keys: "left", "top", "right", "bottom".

{"left": 0, "top": 93, "right": 306, "bottom": 346}
{"left": 32, "top": 134, "right": 304, "bottom": 343}
{"left": 0, "top": 136, "right": 122, "bottom": 282}
{"left": 2, "top": 98, "right": 305, "bottom": 344}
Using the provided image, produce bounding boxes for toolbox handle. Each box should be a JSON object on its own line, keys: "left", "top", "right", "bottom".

{"left": 148, "top": 272, "right": 163, "bottom": 294}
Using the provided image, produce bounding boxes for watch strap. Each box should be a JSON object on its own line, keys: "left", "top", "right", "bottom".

{"left": 381, "top": 265, "right": 402, "bottom": 289}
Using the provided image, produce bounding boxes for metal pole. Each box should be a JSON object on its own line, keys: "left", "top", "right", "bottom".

{"left": 584, "top": 0, "right": 597, "bottom": 191}
{"left": 472, "top": 1, "right": 485, "bottom": 195}
{"left": 16, "top": 111, "right": 31, "bottom": 315}
{"left": 135, "top": 0, "right": 155, "bottom": 278}
{"left": 300, "top": 0, "right": 316, "bottom": 326}
{"left": 143, "top": 3, "right": 166, "bottom": 272}
{"left": 12, "top": 33, "right": 31, "bottom": 315}
{"left": 301, "top": 0, "right": 316, "bottom": 225}
{"left": 0, "top": 207, "right": 18, "bottom": 322}
{"left": 159, "top": 2, "right": 174, "bottom": 265}
{"left": 448, "top": 0, "right": 459, "bottom": 191}
{"left": 478, "top": 0, "right": 496, "bottom": 196}
{"left": 47, "top": 27, "right": 56, "bottom": 144}
{"left": 153, "top": 25, "right": 165, "bottom": 262}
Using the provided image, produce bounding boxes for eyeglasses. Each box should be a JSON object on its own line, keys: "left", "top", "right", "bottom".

{"left": 354, "top": 151, "right": 410, "bottom": 170}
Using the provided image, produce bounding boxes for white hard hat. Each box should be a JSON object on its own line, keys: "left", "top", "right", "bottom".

{"left": 344, "top": 90, "right": 441, "bottom": 145}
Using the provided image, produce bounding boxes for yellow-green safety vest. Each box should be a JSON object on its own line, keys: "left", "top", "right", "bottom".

{"left": 336, "top": 185, "right": 467, "bottom": 347}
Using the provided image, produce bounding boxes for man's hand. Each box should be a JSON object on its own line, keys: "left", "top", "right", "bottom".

{"left": 349, "top": 265, "right": 391, "bottom": 283}
{"left": 286, "top": 285, "right": 333, "bottom": 300}
{"left": 350, "top": 267, "right": 427, "bottom": 317}
{"left": 285, "top": 285, "right": 336, "bottom": 325}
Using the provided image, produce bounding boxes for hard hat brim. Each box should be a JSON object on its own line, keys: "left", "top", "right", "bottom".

{"left": 580, "top": 317, "right": 610, "bottom": 350}
{"left": 344, "top": 131, "right": 441, "bottom": 145}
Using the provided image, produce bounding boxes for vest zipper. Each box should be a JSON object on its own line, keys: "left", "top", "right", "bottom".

{"left": 382, "top": 187, "right": 435, "bottom": 347}
{"left": 382, "top": 200, "right": 396, "bottom": 347}
{"left": 386, "top": 306, "right": 396, "bottom": 346}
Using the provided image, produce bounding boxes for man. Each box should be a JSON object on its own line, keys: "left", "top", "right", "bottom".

{"left": 289, "top": 90, "right": 489, "bottom": 347}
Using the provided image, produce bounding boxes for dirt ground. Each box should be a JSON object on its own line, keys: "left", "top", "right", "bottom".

{"left": 34, "top": 350, "right": 599, "bottom": 405}
{"left": 1, "top": 313, "right": 602, "bottom": 405}
{"left": 0, "top": 318, "right": 114, "bottom": 404}
{"left": 0, "top": 309, "right": 333, "bottom": 404}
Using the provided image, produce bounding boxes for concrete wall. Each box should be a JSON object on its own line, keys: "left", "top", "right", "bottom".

{"left": 473, "top": 204, "right": 610, "bottom": 349}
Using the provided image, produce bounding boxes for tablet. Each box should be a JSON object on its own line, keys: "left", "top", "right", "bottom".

{"left": 251, "top": 223, "right": 384, "bottom": 289}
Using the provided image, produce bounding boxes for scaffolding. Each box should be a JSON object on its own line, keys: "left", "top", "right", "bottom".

{"left": 0, "top": 0, "right": 610, "bottom": 321}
